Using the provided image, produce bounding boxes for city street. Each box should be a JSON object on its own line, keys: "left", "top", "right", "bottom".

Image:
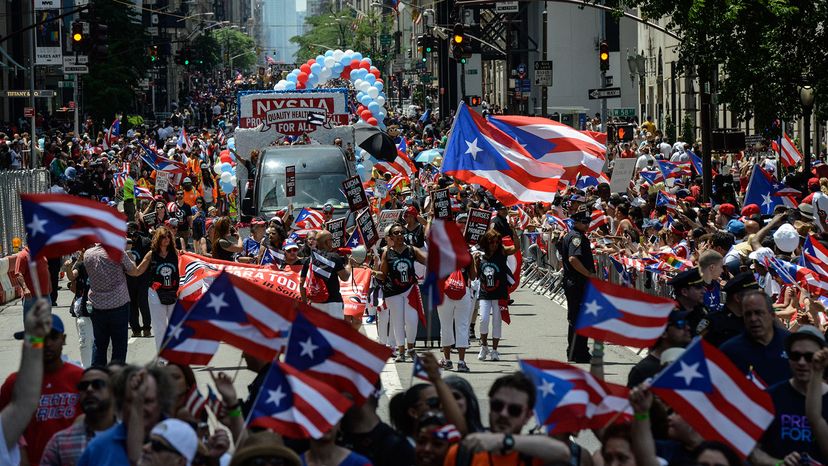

{"left": 0, "top": 280, "right": 640, "bottom": 449}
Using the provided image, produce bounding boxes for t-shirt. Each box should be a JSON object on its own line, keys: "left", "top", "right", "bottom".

{"left": 383, "top": 247, "right": 417, "bottom": 297}
{"left": 761, "top": 380, "right": 828, "bottom": 462}
{"left": 339, "top": 422, "right": 415, "bottom": 466}
{"left": 443, "top": 444, "right": 545, "bottom": 466}
{"left": 14, "top": 248, "right": 52, "bottom": 297}
{"left": 77, "top": 422, "right": 129, "bottom": 466}
{"left": 479, "top": 251, "right": 510, "bottom": 300}
{"left": 150, "top": 251, "right": 179, "bottom": 304}
{"left": 719, "top": 326, "right": 791, "bottom": 387}
{"left": 301, "top": 451, "right": 373, "bottom": 466}
{"left": 703, "top": 280, "right": 722, "bottom": 312}
{"left": 301, "top": 250, "right": 346, "bottom": 303}
{"left": 0, "top": 362, "right": 83, "bottom": 465}
{"left": 0, "top": 420, "right": 21, "bottom": 466}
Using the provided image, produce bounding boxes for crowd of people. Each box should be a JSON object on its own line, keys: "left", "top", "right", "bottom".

{"left": 3, "top": 68, "right": 828, "bottom": 466}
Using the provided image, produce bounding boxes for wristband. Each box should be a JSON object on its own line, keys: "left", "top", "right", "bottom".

{"left": 634, "top": 412, "right": 649, "bottom": 421}
{"left": 228, "top": 407, "right": 242, "bottom": 418}
{"left": 27, "top": 335, "right": 45, "bottom": 344}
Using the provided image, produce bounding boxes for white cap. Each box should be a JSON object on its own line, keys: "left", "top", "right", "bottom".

{"left": 748, "top": 246, "right": 775, "bottom": 263}
{"left": 773, "top": 223, "right": 799, "bottom": 253}
{"left": 660, "top": 347, "right": 685, "bottom": 367}
{"left": 150, "top": 419, "right": 198, "bottom": 465}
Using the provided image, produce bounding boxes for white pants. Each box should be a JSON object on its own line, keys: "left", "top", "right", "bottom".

{"left": 386, "top": 292, "right": 419, "bottom": 346}
{"left": 313, "top": 301, "right": 344, "bottom": 319}
{"left": 437, "top": 293, "right": 473, "bottom": 348}
{"left": 376, "top": 303, "right": 395, "bottom": 347}
{"left": 76, "top": 316, "right": 94, "bottom": 368}
{"left": 479, "top": 299, "right": 503, "bottom": 339}
{"left": 148, "top": 289, "right": 176, "bottom": 350}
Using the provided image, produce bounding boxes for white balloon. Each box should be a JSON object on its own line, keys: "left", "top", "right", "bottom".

{"left": 319, "top": 68, "right": 331, "bottom": 81}
{"left": 324, "top": 57, "right": 335, "bottom": 68}
{"left": 214, "top": 163, "right": 223, "bottom": 175}
{"left": 220, "top": 172, "right": 232, "bottom": 182}
{"left": 333, "top": 50, "right": 344, "bottom": 60}
{"left": 230, "top": 175, "right": 237, "bottom": 185}
{"left": 367, "top": 87, "right": 379, "bottom": 99}
{"left": 353, "top": 79, "right": 364, "bottom": 88}
{"left": 376, "top": 96, "right": 386, "bottom": 106}
{"left": 359, "top": 82, "right": 371, "bottom": 92}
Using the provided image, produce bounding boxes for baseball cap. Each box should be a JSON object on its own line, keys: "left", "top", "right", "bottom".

{"left": 323, "top": 203, "right": 334, "bottom": 213}
{"left": 149, "top": 419, "right": 198, "bottom": 465}
{"left": 726, "top": 219, "right": 745, "bottom": 236}
{"left": 183, "top": 177, "right": 192, "bottom": 184}
{"left": 660, "top": 347, "right": 686, "bottom": 367}
{"left": 14, "top": 313, "right": 65, "bottom": 340}
{"left": 722, "top": 272, "right": 760, "bottom": 295}
{"left": 283, "top": 239, "right": 300, "bottom": 250}
{"left": 405, "top": 206, "right": 418, "bottom": 217}
{"left": 785, "top": 325, "right": 827, "bottom": 353}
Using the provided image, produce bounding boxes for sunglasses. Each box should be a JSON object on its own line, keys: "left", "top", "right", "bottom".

{"left": 150, "top": 439, "right": 181, "bottom": 456}
{"left": 789, "top": 351, "right": 815, "bottom": 363}
{"left": 669, "top": 319, "right": 688, "bottom": 329}
{"left": 390, "top": 231, "right": 404, "bottom": 236}
{"left": 77, "top": 379, "right": 107, "bottom": 391}
{"left": 490, "top": 399, "right": 524, "bottom": 418}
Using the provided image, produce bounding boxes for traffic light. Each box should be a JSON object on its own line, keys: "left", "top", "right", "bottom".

{"left": 464, "top": 95, "right": 482, "bottom": 106}
{"left": 452, "top": 23, "right": 465, "bottom": 45}
{"left": 88, "top": 23, "right": 109, "bottom": 60}
{"left": 606, "top": 123, "right": 635, "bottom": 143}
{"left": 71, "top": 21, "right": 84, "bottom": 46}
{"left": 599, "top": 41, "right": 609, "bottom": 71}
{"left": 149, "top": 45, "right": 158, "bottom": 62}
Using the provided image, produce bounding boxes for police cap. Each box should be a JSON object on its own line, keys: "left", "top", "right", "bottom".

{"left": 571, "top": 210, "right": 591, "bottom": 224}
{"left": 722, "top": 272, "right": 759, "bottom": 295}
{"left": 668, "top": 268, "right": 704, "bottom": 290}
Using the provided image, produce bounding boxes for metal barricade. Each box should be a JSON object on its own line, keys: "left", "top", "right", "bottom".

{"left": 0, "top": 169, "right": 50, "bottom": 256}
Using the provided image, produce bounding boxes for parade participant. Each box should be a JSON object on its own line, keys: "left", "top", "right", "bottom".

{"left": 378, "top": 224, "right": 426, "bottom": 362}
{"left": 171, "top": 189, "right": 193, "bottom": 250}
{"left": 437, "top": 251, "right": 477, "bottom": 371}
{"left": 476, "top": 228, "right": 516, "bottom": 362}
{"left": 210, "top": 217, "right": 244, "bottom": 261}
{"left": 126, "top": 222, "right": 152, "bottom": 339}
{"left": 238, "top": 217, "right": 267, "bottom": 263}
{"left": 136, "top": 418, "right": 198, "bottom": 466}
{"left": 601, "top": 424, "right": 637, "bottom": 466}
{"left": 414, "top": 412, "right": 459, "bottom": 466}
{"left": 322, "top": 203, "right": 335, "bottom": 222}
{"left": 339, "top": 384, "right": 416, "bottom": 466}
{"left": 280, "top": 239, "right": 305, "bottom": 269}
{"left": 559, "top": 210, "right": 595, "bottom": 363}
{"left": 40, "top": 367, "right": 117, "bottom": 466}
{"left": 666, "top": 222, "right": 691, "bottom": 259}
{"left": 14, "top": 245, "right": 51, "bottom": 318}
{"left": 703, "top": 272, "right": 758, "bottom": 347}
{"left": 443, "top": 372, "right": 571, "bottom": 465}
{"left": 751, "top": 326, "right": 828, "bottom": 464}
{"left": 300, "top": 230, "right": 352, "bottom": 318}
{"left": 141, "top": 226, "right": 179, "bottom": 349}
{"left": 627, "top": 310, "right": 692, "bottom": 388}
{"left": 444, "top": 376, "right": 485, "bottom": 433}
{"left": 229, "top": 430, "right": 301, "bottom": 466}
{"left": 67, "top": 247, "right": 94, "bottom": 367}
{"left": 258, "top": 225, "right": 287, "bottom": 266}
{"left": 719, "top": 289, "right": 791, "bottom": 386}
{"left": 300, "top": 421, "right": 372, "bottom": 466}
{"left": 668, "top": 268, "right": 708, "bottom": 336}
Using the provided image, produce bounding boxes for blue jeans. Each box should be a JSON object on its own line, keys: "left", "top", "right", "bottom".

{"left": 91, "top": 303, "right": 130, "bottom": 366}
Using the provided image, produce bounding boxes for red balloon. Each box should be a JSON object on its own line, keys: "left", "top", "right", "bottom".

{"left": 367, "top": 117, "right": 378, "bottom": 126}
{"left": 300, "top": 64, "right": 311, "bottom": 74}
{"left": 359, "top": 61, "right": 370, "bottom": 70}
{"left": 357, "top": 105, "right": 366, "bottom": 114}
{"left": 360, "top": 110, "right": 373, "bottom": 121}
{"left": 220, "top": 155, "right": 232, "bottom": 164}
{"left": 296, "top": 82, "right": 305, "bottom": 90}
{"left": 369, "top": 66, "right": 378, "bottom": 73}
{"left": 371, "top": 69, "right": 381, "bottom": 79}
{"left": 350, "top": 59, "right": 360, "bottom": 69}
{"left": 220, "top": 149, "right": 230, "bottom": 158}
{"left": 340, "top": 69, "right": 350, "bottom": 79}
{"left": 307, "top": 59, "right": 315, "bottom": 66}
{"left": 297, "top": 71, "right": 308, "bottom": 83}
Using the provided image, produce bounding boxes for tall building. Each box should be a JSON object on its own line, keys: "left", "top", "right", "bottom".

{"left": 261, "top": 0, "right": 302, "bottom": 63}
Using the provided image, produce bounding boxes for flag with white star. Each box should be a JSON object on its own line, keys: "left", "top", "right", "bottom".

{"left": 649, "top": 338, "right": 775, "bottom": 459}
{"left": 159, "top": 302, "right": 220, "bottom": 366}
{"left": 744, "top": 165, "right": 799, "bottom": 215}
{"left": 283, "top": 307, "right": 391, "bottom": 403}
{"left": 575, "top": 278, "right": 676, "bottom": 348}
{"left": 441, "top": 103, "right": 564, "bottom": 206}
{"left": 20, "top": 193, "right": 127, "bottom": 261}
{"left": 249, "top": 360, "right": 352, "bottom": 439}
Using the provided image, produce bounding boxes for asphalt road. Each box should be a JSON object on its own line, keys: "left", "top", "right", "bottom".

{"left": 0, "top": 278, "right": 642, "bottom": 453}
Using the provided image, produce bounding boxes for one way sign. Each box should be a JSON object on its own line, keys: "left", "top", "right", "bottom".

{"left": 588, "top": 87, "right": 621, "bottom": 100}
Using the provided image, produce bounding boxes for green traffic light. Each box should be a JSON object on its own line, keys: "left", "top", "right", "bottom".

{"left": 184, "top": 59, "right": 190, "bottom": 65}
{"left": 425, "top": 46, "right": 432, "bottom": 53}
{"left": 460, "top": 58, "right": 467, "bottom": 64}
{"left": 421, "top": 57, "right": 427, "bottom": 62}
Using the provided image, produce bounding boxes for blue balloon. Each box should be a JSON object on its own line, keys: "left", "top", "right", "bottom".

{"left": 324, "top": 50, "right": 334, "bottom": 57}
{"left": 365, "top": 74, "right": 376, "bottom": 85}
{"left": 284, "top": 81, "right": 296, "bottom": 90}
{"left": 332, "top": 63, "right": 344, "bottom": 74}
{"left": 375, "top": 81, "right": 383, "bottom": 91}
{"left": 315, "top": 55, "right": 325, "bottom": 64}
{"left": 286, "top": 74, "right": 297, "bottom": 82}
{"left": 360, "top": 95, "right": 372, "bottom": 106}
{"left": 350, "top": 69, "right": 360, "bottom": 80}
{"left": 221, "top": 162, "right": 233, "bottom": 173}
{"left": 340, "top": 54, "right": 352, "bottom": 65}
{"left": 353, "top": 52, "right": 362, "bottom": 61}
{"left": 368, "top": 102, "right": 381, "bottom": 114}
{"left": 310, "top": 63, "right": 322, "bottom": 74}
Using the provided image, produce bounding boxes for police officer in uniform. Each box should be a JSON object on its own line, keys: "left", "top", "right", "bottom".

{"left": 668, "top": 268, "right": 709, "bottom": 336}
{"left": 558, "top": 210, "right": 595, "bottom": 363}
{"left": 703, "top": 272, "right": 759, "bottom": 347}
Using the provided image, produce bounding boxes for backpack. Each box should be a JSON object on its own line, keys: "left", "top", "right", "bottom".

{"left": 444, "top": 269, "right": 467, "bottom": 300}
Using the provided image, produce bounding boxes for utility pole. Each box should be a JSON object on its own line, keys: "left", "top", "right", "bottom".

{"left": 74, "top": 76, "right": 79, "bottom": 136}
{"left": 28, "top": 1, "right": 37, "bottom": 167}
{"left": 600, "top": 7, "right": 607, "bottom": 130}
{"left": 700, "top": 66, "right": 713, "bottom": 203}
{"left": 541, "top": 4, "right": 548, "bottom": 118}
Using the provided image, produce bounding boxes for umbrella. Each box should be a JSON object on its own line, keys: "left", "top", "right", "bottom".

{"left": 355, "top": 124, "right": 398, "bottom": 162}
{"left": 415, "top": 148, "right": 443, "bottom": 164}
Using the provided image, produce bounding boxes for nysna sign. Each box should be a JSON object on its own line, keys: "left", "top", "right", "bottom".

{"left": 237, "top": 90, "right": 350, "bottom": 136}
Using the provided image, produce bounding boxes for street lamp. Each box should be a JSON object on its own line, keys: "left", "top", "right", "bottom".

{"left": 800, "top": 84, "right": 815, "bottom": 173}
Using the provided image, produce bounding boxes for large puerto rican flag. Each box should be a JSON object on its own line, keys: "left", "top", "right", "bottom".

{"left": 422, "top": 219, "right": 472, "bottom": 306}
{"left": 488, "top": 115, "right": 606, "bottom": 183}
{"left": 779, "top": 132, "right": 802, "bottom": 168}
{"left": 442, "top": 103, "right": 564, "bottom": 206}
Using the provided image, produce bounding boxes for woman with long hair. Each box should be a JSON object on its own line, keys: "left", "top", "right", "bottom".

{"left": 210, "top": 216, "right": 243, "bottom": 261}
{"left": 475, "top": 228, "right": 516, "bottom": 362}
{"left": 142, "top": 226, "right": 180, "bottom": 348}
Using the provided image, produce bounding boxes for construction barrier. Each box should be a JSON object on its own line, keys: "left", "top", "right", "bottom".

{"left": 0, "top": 253, "right": 22, "bottom": 305}
{"left": 0, "top": 169, "right": 50, "bottom": 256}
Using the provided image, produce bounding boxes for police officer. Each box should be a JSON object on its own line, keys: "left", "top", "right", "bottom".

{"left": 558, "top": 209, "right": 595, "bottom": 363}
{"left": 703, "top": 272, "right": 759, "bottom": 347}
{"left": 667, "top": 268, "right": 709, "bottom": 336}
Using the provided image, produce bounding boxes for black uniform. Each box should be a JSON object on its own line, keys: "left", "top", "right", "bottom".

{"left": 703, "top": 308, "right": 745, "bottom": 347}
{"left": 558, "top": 227, "right": 594, "bottom": 361}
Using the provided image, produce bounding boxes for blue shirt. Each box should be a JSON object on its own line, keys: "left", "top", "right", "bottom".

{"left": 703, "top": 281, "right": 722, "bottom": 312}
{"left": 77, "top": 422, "right": 128, "bottom": 466}
{"left": 242, "top": 236, "right": 261, "bottom": 257}
{"left": 719, "top": 325, "right": 791, "bottom": 387}
{"left": 301, "top": 451, "right": 373, "bottom": 466}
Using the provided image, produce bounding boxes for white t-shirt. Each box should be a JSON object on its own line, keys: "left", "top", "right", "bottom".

{"left": 812, "top": 192, "right": 828, "bottom": 232}
{"left": 658, "top": 142, "right": 672, "bottom": 158}
{"left": 636, "top": 153, "right": 655, "bottom": 171}
{"left": 0, "top": 420, "right": 21, "bottom": 466}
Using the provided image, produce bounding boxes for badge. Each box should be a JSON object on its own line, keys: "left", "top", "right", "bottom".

{"left": 696, "top": 318, "right": 710, "bottom": 335}
{"left": 572, "top": 237, "right": 581, "bottom": 247}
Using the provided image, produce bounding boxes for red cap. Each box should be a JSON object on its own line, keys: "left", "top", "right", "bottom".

{"left": 809, "top": 178, "right": 820, "bottom": 190}
{"left": 684, "top": 196, "right": 696, "bottom": 204}
{"left": 405, "top": 206, "right": 418, "bottom": 217}
{"left": 718, "top": 203, "right": 736, "bottom": 217}
{"left": 741, "top": 204, "right": 760, "bottom": 217}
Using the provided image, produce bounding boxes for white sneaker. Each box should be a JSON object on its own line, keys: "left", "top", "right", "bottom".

{"left": 478, "top": 346, "right": 489, "bottom": 361}
{"left": 395, "top": 352, "right": 406, "bottom": 363}
{"left": 490, "top": 350, "right": 501, "bottom": 361}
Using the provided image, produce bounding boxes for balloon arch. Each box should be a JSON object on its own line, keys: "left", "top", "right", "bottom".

{"left": 273, "top": 49, "right": 388, "bottom": 128}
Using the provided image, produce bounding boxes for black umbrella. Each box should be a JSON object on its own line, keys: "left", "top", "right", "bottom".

{"left": 355, "top": 124, "right": 398, "bottom": 162}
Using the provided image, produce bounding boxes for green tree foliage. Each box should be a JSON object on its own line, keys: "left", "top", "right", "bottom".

{"left": 619, "top": 0, "right": 828, "bottom": 126}
{"left": 82, "top": 0, "right": 149, "bottom": 121}
{"left": 291, "top": 8, "right": 395, "bottom": 64}
{"left": 213, "top": 28, "right": 257, "bottom": 71}
{"left": 190, "top": 34, "right": 221, "bottom": 71}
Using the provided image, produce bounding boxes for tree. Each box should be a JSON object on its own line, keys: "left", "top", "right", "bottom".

{"left": 291, "top": 8, "right": 395, "bottom": 64}
{"left": 213, "top": 28, "right": 257, "bottom": 71}
{"left": 619, "top": 0, "right": 828, "bottom": 129}
{"left": 190, "top": 34, "right": 222, "bottom": 71}
{"left": 82, "top": 0, "right": 150, "bottom": 121}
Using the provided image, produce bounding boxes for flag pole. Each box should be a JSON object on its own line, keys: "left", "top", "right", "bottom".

{"left": 235, "top": 359, "right": 276, "bottom": 449}
{"left": 27, "top": 254, "right": 43, "bottom": 299}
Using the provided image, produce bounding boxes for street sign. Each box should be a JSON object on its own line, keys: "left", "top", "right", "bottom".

{"left": 534, "top": 60, "right": 553, "bottom": 86}
{"left": 58, "top": 80, "right": 74, "bottom": 88}
{"left": 745, "top": 134, "right": 765, "bottom": 146}
{"left": 63, "top": 55, "right": 88, "bottom": 66}
{"left": 609, "top": 107, "right": 636, "bottom": 118}
{"left": 495, "top": 1, "right": 519, "bottom": 13}
{"left": 63, "top": 64, "right": 89, "bottom": 74}
{"left": 23, "top": 107, "right": 34, "bottom": 118}
{"left": 380, "top": 34, "right": 392, "bottom": 46}
{"left": 587, "top": 87, "right": 621, "bottom": 100}
{"left": 0, "top": 90, "right": 56, "bottom": 98}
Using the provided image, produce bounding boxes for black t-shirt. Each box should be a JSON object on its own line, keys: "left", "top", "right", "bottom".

{"left": 339, "top": 421, "right": 415, "bottom": 466}
{"left": 213, "top": 238, "right": 235, "bottom": 262}
{"left": 150, "top": 251, "right": 179, "bottom": 304}
{"left": 478, "top": 251, "right": 510, "bottom": 300}
{"left": 174, "top": 202, "right": 192, "bottom": 232}
{"left": 72, "top": 261, "right": 91, "bottom": 317}
{"left": 301, "top": 250, "right": 346, "bottom": 303}
{"left": 383, "top": 247, "right": 416, "bottom": 297}
{"left": 403, "top": 223, "right": 425, "bottom": 248}
{"left": 627, "top": 353, "right": 661, "bottom": 388}
{"left": 491, "top": 214, "right": 513, "bottom": 239}
{"left": 762, "top": 380, "right": 828, "bottom": 462}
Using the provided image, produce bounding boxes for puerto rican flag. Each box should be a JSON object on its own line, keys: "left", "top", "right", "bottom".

{"left": 217, "top": 127, "right": 227, "bottom": 146}
{"left": 799, "top": 235, "right": 828, "bottom": 294}
{"left": 284, "top": 309, "right": 391, "bottom": 403}
{"left": 374, "top": 150, "right": 417, "bottom": 181}
{"left": 183, "top": 385, "right": 223, "bottom": 418}
{"left": 511, "top": 206, "right": 531, "bottom": 230}
{"left": 249, "top": 361, "right": 352, "bottom": 439}
{"left": 102, "top": 118, "right": 120, "bottom": 150}
{"left": 656, "top": 190, "right": 678, "bottom": 211}
{"left": 139, "top": 143, "right": 187, "bottom": 181}
{"left": 294, "top": 208, "right": 326, "bottom": 230}
{"left": 113, "top": 171, "right": 128, "bottom": 189}
{"left": 21, "top": 193, "right": 127, "bottom": 262}
{"left": 177, "top": 127, "right": 192, "bottom": 150}
{"left": 650, "top": 338, "right": 775, "bottom": 458}
{"left": 588, "top": 210, "right": 608, "bottom": 232}
{"left": 764, "top": 256, "right": 825, "bottom": 295}
{"left": 442, "top": 103, "right": 564, "bottom": 206}
{"left": 412, "top": 354, "right": 431, "bottom": 381}
{"left": 345, "top": 228, "right": 363, "bottom": 248}
{"left": 657, "top": 160, "right": 692, "bottom": 179}
{"left": 160, "top": 303, "right": 219, "bottom": 366}
{"left": 545, "top": 214, "right": 571, "bottom": 231}
{"left": 386, "top": 173, "right": 406, "bottom": 191}
{"left": 744, "top": 165, "right": 799, "bottom": 215}
{"left": 422, "top": 219, "right": 472, "bottom": 307}
{"left": 489, "top": 115, "right": 606, "bottom": 183}
{"left": 639, "top": 170, "right": 663, "bottom": 185}
{"left": 575, "top": 278, "right": 676, "bottom": 347}
{"left": 779, "top": 132, "right": 802, "bottom": 167}
{"left": 134, "top": 185, "right": 154, "bottom": 200}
